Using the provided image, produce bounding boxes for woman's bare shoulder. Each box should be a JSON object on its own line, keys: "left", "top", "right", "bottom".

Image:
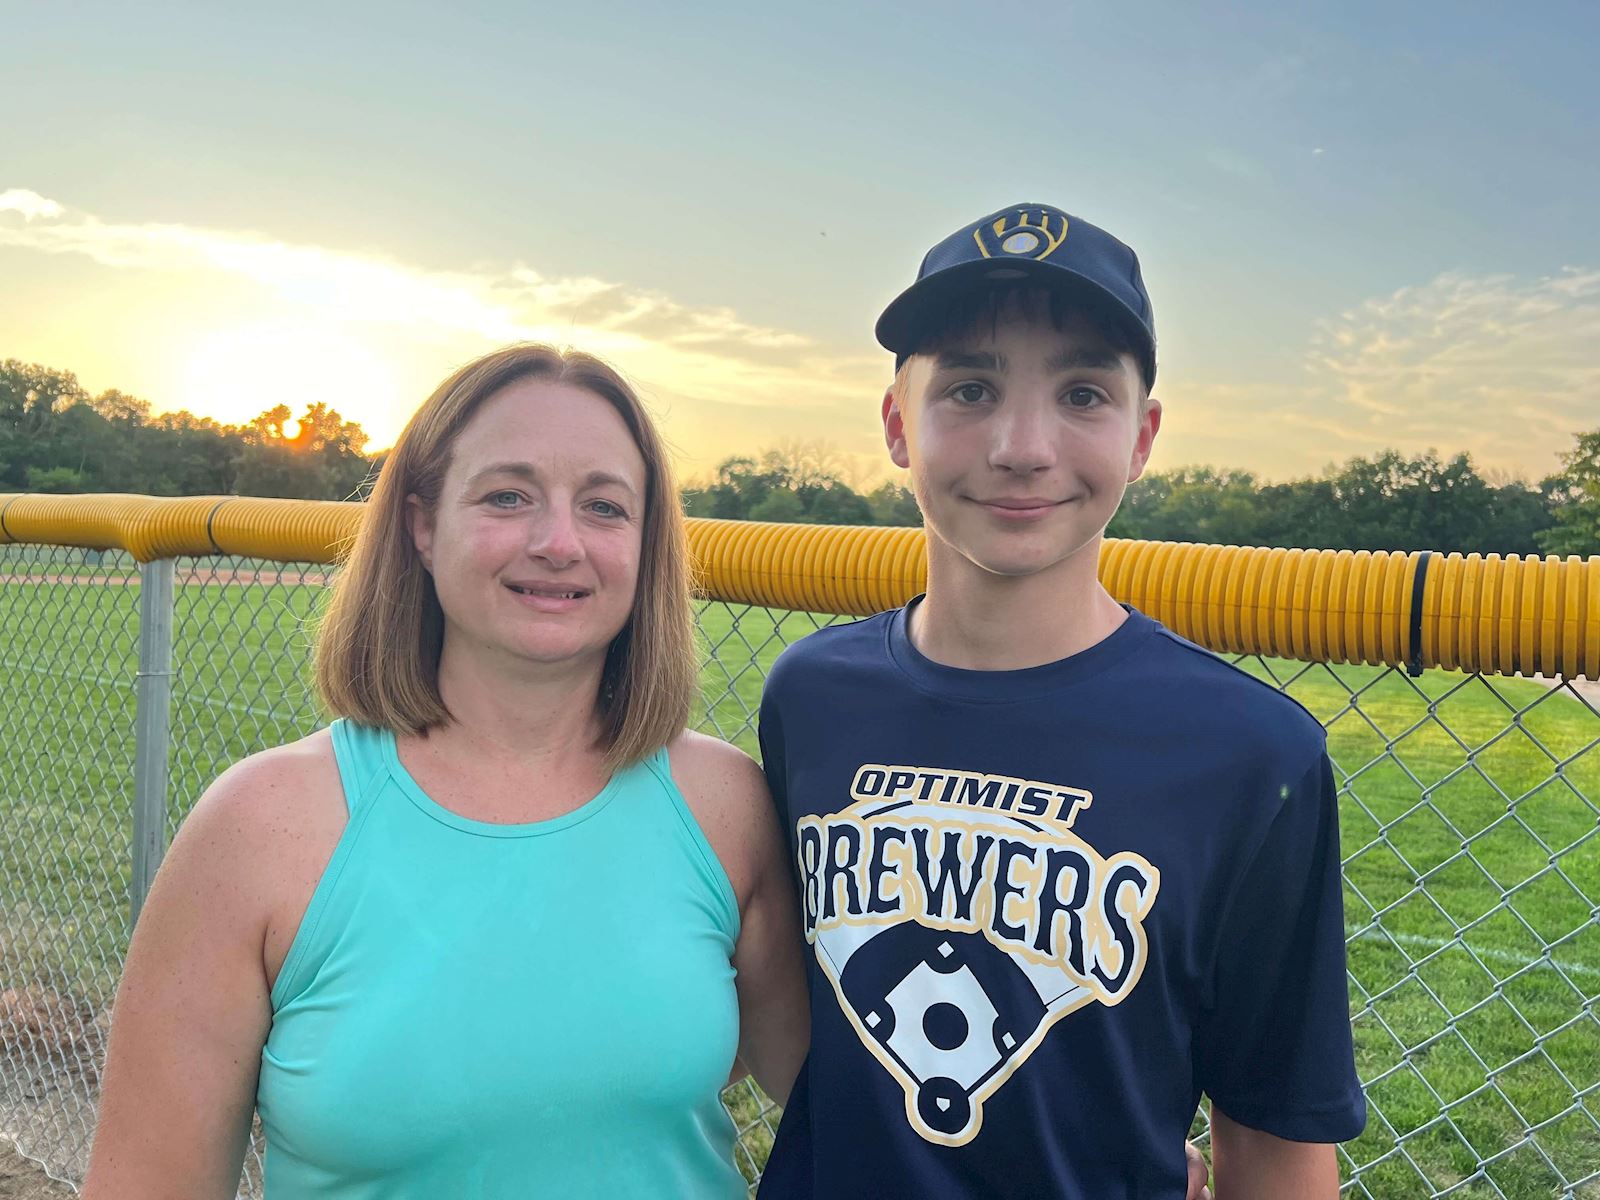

{"left": 159, "top": 730, "right": 351, "bottom": 980}
{"left": 666, "top": 730, "right": 766, "bottom": 805}
{"left": 170, "top": 729, "right": 347, "bottom": 884}
{"left": 666, "top": 731, "right": 777, "bottom": 906}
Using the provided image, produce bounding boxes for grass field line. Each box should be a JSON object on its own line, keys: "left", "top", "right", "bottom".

{"left": 0, "top": 656, "right": 129, "bottom": 692}
{"left": 0, "top": 657, "right": 301, "bottom": 724}
{"left": 1349, "top": 927, "right": 1600, "bottom": 981}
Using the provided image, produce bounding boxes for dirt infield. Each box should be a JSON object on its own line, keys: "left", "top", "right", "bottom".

{"left": 0, "top": 1142, "right": 71, "bottom": 1199}
{"left": 23, "top": 570, "right": 330, "bottom": 587}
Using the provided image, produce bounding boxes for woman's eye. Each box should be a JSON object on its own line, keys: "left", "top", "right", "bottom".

{"left": 951, "top": 383, "right": 991, "bottom": 405}
{"left": 487, "top": 490, "right": 523, "bottom": 508}
{"left": 1064, "top": 387, "right": 1102, "bottom": 409}
{"left": 588, "top": 499, "right": 627, "bottom": 519}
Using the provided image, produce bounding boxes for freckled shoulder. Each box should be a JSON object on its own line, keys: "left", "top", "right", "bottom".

{"left": 665, "top": 730, "right": 775, "bottom": 911}
{"left": 170, "top": 729, "right": 351, "bottom": 985}
{"left": 187, "top": 729, "right": 346, "bottom": 854}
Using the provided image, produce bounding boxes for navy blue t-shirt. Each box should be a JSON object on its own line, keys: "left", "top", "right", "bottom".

{"left": 756, "top": 603, "right": 1365, "bottom": 1199}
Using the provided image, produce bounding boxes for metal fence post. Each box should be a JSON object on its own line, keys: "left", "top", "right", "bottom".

{"left": 131, "top": 557, "right": 175, "bottom": 927}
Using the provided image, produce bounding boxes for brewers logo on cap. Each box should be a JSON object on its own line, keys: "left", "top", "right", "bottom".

{"left": 972, "top": 208, "right": 1068, "bottom": 261}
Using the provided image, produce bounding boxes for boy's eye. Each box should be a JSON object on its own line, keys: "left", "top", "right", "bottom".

{"left": 1064, "top": 387, "right": 1102, "bottom": 409}
{"left": 950, "top": 382, "right": 992, "bottom": 405}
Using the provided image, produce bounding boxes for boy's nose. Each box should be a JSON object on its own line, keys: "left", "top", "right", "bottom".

{"left": 988, "top": 400, "right": 1059, "bottom": 475}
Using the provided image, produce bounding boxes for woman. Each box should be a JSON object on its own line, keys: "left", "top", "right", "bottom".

{"left": 83, "top": 344, "right": 808, "bottom": 1197}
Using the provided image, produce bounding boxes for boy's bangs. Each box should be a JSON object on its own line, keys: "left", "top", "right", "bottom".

{"left": 909, "top": 283, "right": 1139, "bottom": 362}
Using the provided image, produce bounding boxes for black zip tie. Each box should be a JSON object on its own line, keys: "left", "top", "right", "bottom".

{"left": 0, "top": 494, "right": 18, "bottom": 542}
{"left": 1407, "top": 551, "right": 1432, "bottom": 677}
{"left": 203, "top": 497, "right": 234, "bottom": 556}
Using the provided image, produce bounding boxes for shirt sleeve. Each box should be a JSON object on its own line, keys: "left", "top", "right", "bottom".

{"left": 1194, "top": 752, "right": 1367, "bottom": 1142}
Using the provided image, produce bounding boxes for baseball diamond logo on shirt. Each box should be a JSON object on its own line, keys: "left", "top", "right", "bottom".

{"left": 795, "top": 762, "right": 1160, "bottom": 1146}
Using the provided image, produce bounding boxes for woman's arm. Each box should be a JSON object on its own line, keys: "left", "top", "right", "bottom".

{"left": 671, "top": 732, "right": 809, "bottom": 1105}
{"left": 1209, "top": 1106, "right": 1339, "bottom": 1200}
{"left": 82, "top": 738, "right": 343, "bottom": 1199}
{"left": 726, "top": 777, "right": 809, "bottom": 1104}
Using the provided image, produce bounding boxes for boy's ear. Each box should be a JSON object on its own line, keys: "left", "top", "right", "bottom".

{"left": 1126, "top": 396, "right": 1163, "bottom": 483}
{"left": 405, "top": 493, "right": 436, "bottom": 572}
{"left": 882, "top": 385, "right": 911, "bottom": 469}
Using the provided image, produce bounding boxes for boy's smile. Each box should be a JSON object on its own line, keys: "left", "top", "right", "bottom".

{"left": 883, "top": 298, "right": 1161, "bottom": 585}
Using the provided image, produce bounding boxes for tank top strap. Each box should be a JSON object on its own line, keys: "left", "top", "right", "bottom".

{"left": 328, "top": 718, "right": 392, "bottom": 818}
{"left": 637, "top": 744, "right": 672, "bottom": 787}
{"left": 639, "top": 743, "right": 741, "bottom": 943}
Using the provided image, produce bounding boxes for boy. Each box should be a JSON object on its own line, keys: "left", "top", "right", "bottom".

{"left": 756, "top": 204, "right": 1365, "bottom": 1198}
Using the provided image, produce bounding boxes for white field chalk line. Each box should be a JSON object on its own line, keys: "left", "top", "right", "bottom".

{"left": 0, "top": 657, "right": 301, "bottom": 723}
{"left": 1349, "top": 928, "right": 1600, "bottom": 980}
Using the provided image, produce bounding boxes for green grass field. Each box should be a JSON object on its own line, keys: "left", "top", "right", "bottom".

{"left": 2, "top": 558, "right": 1596, "bottom": 1197}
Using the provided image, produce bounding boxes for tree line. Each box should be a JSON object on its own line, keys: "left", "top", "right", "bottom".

{"left": 681, "top": 447, "right": 922, "bottom": 527}
{"left": 3, "top": 358, "right": 1596, "bottom": 555}
{"left": 1, "top": 360, "right": 374, "bottom": 501}
{"left": 682, "top": 435, "right": 1599, "bottom": 557}
{"left": 1110, "top": 445, "right": 1598, "bottom": 557}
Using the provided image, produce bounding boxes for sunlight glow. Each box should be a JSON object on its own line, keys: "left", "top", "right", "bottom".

{"left": 176, "top": 320, "right": 401, "bottom": 443}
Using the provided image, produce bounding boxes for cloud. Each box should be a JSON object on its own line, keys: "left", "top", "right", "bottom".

{"left": 7, "top": 190, "right": 1591, "bottom": 486}
{"left": 0, "top": 188, "right": 889, "bottom": 467}
{"left": 1304, "top": 268, "right": 1600, "bottom": 477}
{"left": 0, "top": 193, "right": 802, "bottom": 352}
{"left": 1157, "top": 269, "right": 1598, "bottom": 481}
{"left": 1149, "top": 379, "right": 1362, "bottom": 479}
{"left": 0, "top": 189, "right": 64, "bottom": 220}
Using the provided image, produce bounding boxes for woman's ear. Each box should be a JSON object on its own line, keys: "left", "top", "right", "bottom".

{"left": 405, "top": 494, "right": 435, "bottom": 572}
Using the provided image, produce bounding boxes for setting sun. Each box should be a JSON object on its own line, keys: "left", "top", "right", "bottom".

{"left": 175, "top": 320, "right": 401, "bottom": 442}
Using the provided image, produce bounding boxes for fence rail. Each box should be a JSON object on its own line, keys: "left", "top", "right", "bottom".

{"left": 2, "top": 494, "right": 1597, "bottom": 1199}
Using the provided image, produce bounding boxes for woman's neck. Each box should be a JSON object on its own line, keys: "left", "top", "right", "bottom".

{"left": 425, "top": 636, "right": 608, "bottom": 770}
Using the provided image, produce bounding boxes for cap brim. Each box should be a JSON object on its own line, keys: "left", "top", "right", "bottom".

{"left": 875, "top": 258, "right": 1154, "bottom": 383}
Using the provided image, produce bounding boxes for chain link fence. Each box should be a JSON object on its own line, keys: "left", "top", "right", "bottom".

{"left": 2, "top": 542, "right": 1597, "bottom": 1198}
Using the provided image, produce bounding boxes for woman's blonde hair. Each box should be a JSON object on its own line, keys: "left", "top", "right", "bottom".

{"left": 315, "top": 343, "right": 698, "bottom": 771}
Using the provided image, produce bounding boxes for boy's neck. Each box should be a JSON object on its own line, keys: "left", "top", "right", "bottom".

{"left": 910, "top": 535, "right": 1128, "bottom": 672}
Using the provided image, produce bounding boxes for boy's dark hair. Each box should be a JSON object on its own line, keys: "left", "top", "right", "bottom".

{"left": 894, "top": 283, "right": 1152, "bottom": 407}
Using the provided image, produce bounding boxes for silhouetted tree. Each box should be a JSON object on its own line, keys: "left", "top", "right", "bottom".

{"left": 1538, "top": 430, "right": 1600, "bottom": 556}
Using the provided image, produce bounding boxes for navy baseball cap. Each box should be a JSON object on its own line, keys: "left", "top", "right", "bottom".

{"left": 875, "top": 203, "right": 1156, "bottom": 387}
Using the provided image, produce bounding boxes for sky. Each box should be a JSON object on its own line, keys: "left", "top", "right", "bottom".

{"left": 3, "top": 0, "right": 1597, "bottom": 486}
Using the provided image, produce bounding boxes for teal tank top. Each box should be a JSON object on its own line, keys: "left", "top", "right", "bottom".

{"left": 256, "top": 720, "right": 746, "bottom": 1199}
